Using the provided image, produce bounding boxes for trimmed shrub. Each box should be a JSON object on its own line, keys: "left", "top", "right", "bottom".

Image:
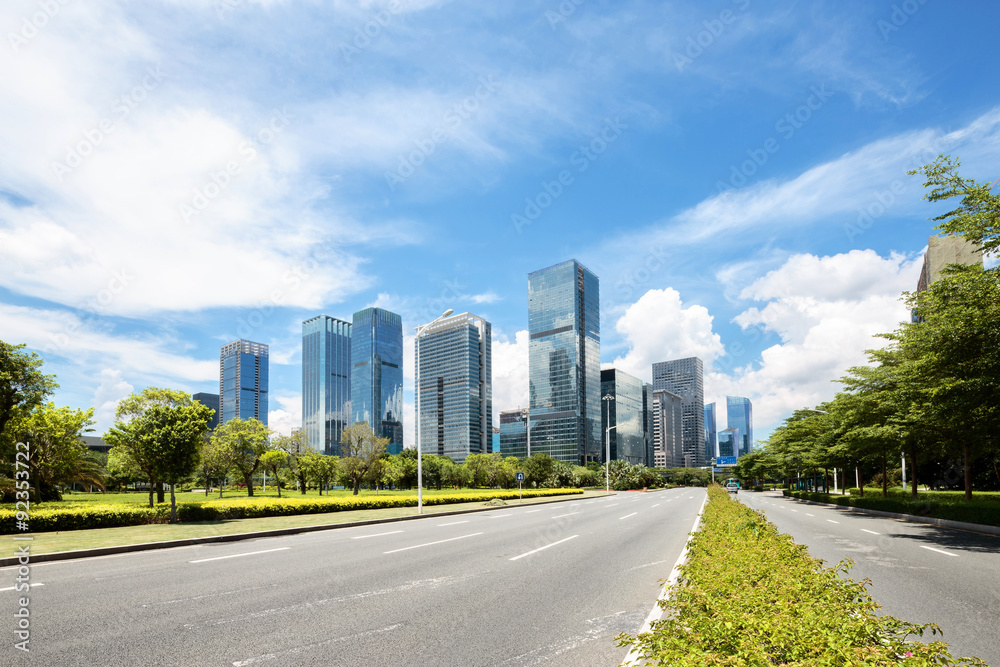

{"left": 617, "top": 487, "right": 986, "bottom": 665}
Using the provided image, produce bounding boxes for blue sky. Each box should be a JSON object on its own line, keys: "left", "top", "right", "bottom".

{"left": 2, "top": 0, "right": 999, "bottom": 445}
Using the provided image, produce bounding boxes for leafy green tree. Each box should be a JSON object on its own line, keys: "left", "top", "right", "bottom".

{"left": 0, "top": 341, "right": 58, "bottom": 448}
{"left": 338, "top": 423, "right": 390, "bottom": 495}
{"left": 105, "top": 388, "right": 212, "bottom": 520}
{"left": 17, "top": 402, "right": 97, "bottom": 502}
{"left": 299, "top": 452, "right": 338, "bottom": 493}
{"left": 464, "top": 453, "right": 490, "bottom": 487}
{"left": 198, "top": 434, "right": 234, "bottom": 498}
{"left": 210, "top": 417, "right": 271, "bottom": 497}
{"left": 909, "top": 154, "right": 1000, "bottom": 255}
{"left": 272, "top": 430, "right": 314, "bottom": 494}
{"left": 260, "top": 450, "right": 289, "bottom": 497}
{"left": 420, "top": 454, "right": 445, "bottom": 490}
{"left": 522, "top": 452, "right": 554, "bottom": 488}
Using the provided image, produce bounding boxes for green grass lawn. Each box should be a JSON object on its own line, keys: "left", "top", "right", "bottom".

{"left": 15, "top": 490, "right": 609, "bottom": 556}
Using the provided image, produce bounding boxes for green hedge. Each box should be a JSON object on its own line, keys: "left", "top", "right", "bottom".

{"left": 0, "top": 489, "right": 582, "bottom": 534}
{"left": 783, "top": 490, "right": 1000, "bottom": 527}
{"left": 617, "top": 487, "right": 986, "bottom": 666}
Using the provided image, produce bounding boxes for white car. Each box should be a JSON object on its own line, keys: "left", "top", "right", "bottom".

{"left": 726, "top": 483, "right": 739, "bottom": 494}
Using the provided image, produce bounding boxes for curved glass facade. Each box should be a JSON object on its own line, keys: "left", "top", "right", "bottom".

{"left": 351, "top": 307, "right": 403, "bottom": 454}
{"left": 528, "top": 260, "right": 600, "bottom": 465}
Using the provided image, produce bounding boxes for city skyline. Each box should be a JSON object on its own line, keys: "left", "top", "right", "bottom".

{"left": 4, "top": 2, "right": 1000, "bottom": 448}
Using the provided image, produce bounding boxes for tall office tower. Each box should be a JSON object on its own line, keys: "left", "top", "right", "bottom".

{"left": 600, "top": 369, "right": 646, "bottom": 465}
{"left": 351, "top": 307, "right": 404, "bottom": 455}
{"left": 528, "top": 260, "right": 601, "bottom": 465}
{"left": 415, "top": 312, "right": 492, "bottom": 464}
{"left": 192, "top": 393, "right": 220, "bottom": 430}
{"left": 717, "top": 427, "right": 740, "bottom": 458}
{"left": 220, "top": 340, "right": 268, "bottom": 426}
{"left": 498, "top": 408, "right": 528, "bottom": 459}
{"left": 652, "top": 356, "right": 704, "bottom": 467}
{"left": 652, "top": 389, "right": 684, "bottom": 468}
{"left": 643, "top": 383, "right": 655, "bottom": 467}
{"left": 726, "top": 396, "right": 753, "bottom": 456}
{"left": 704, "top": 402, "right": 717, "bottom": 464}
{"left": 302, "top": 315, "right": 352, "bottom": 456}
{"left": 916, "top": 234, "right": 983, "bottom": 292}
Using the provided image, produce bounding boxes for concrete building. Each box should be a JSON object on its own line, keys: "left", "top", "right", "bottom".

{"left": 652, "top": 357, "right": 704, "bottom": 467}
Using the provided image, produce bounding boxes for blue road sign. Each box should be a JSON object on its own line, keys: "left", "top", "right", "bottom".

{"left": 516, "top": 472, "right": 525, "bottom": 482}
{"left": 716, "top": 456, "right": 738, "bottom": 467}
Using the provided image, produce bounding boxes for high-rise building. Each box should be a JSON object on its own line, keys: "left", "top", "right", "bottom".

{"left": 192, "top": 393, "right": 220, "bottom": 430}
{"left": 600, "top": 369, "right": 646, "bottom": 465}
{"left": 726, "top": 396, "right": 753, "bottom": 456}
{"left": 652, "top": 389, "right": 684, "bottom": 468}
{"left": 916, "top": 234, "right": 983, "bottom": 292}
{"left": 704, "top": 402, "right": 717, "bottom": 464}
{"left": 498, "top": 408, "right": 528, "bottom": 459}
{"left": 528, "top": 259, "right": 600, "bottom": 465}
{"left": 652, "top": 357, "right": 704, "bottom": 467}
{"left": 351, "top": 307, "right": 404, "bottom": 455}
{"left": 219, "top": 340, "right": 268, "bottom": 426}
{"left": 415, "top": 312, "right": 492, "bottom": 464}
{"left": 642, "top": 383, "right": 655, "bottom": 467}
{"left": 302, "top": 315, "right": 352, "bottom": 456}
{"left": 717, "top": 427, "right": 740, "bottom": 458}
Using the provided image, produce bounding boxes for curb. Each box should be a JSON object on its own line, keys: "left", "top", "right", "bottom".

{"left": 779, "top": 494, "right": 1000, "bottom": 537}
{"left": 0, "top": 492, "right": 612, "bottom": 568}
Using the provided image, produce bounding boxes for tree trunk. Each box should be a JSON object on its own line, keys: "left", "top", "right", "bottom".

{"left": 276, "top": 472, "right": 282, "bottom": 498}
{"left": 244, "top": 472, "right": 254, "bottom": 497}
{"left": 352, "top": 476, "right": 361, "bottom": 495}
{"left": 857, "top": 468, "right": 864, "bottom": 497}
{"left": 909, "top": 447, "right": 918, "bottom": 500}
{"left": 170, "top": 483, "right": 177, "bottom": 523}
{"left": 963, "top": 442, "right": 972, "bottom": 502}
{"left": 299, "top": 473, "right": 307, "bottom": 494}
{"left": 881, "top": 451, "right": 888, "bottom": 499}
{"left": 156, "top": 482, "right": 165, "bottom": 504}
{"left": 148, "top": 478, "right": 155, "bottom": 507}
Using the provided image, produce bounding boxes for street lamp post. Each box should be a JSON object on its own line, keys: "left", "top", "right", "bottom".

{"left": 603, "top": 395, "right": 615, "bottom": 493}
{"left": 414, "top": 309, "right": 453, "bottom": 515}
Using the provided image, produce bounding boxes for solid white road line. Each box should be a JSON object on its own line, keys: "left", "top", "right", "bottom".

{"left": 0, "top": 583, "right": 43, "bottom": 592}
{"left": 860, "top": 529, "right": 880, "bottom": 535}
{"left": 619, "top": 512, "right": 638, "bottom": 520}
{"left": 920, "top": 545, "right": 958, "bottom": 557}
{"left": 383, "top": 532, "right": 483, "bottom": 554}
{"left": 551, "top": 512, "right": 580, "bottom": 519}
{"left": 351, "top": 530, "right": 403, "bottom": 539}
{"left": 436, "top": 520, "right": 469, "bottom": 527}
{"left": 509, "top": 535, "right": 579, "bottom": 561}
{"left": 190, "top": 547, "right": 290, "bottom": 564}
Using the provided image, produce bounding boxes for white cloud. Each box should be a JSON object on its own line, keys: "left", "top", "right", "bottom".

{"left": 718, "top": 249, "right": 923, "bottom": 436}
{"left": 267, "top": 394, "right": 301, "bottom": 437}
{"left": 91, "top": 369, "right": 134, "bottom": 433}
{"left": 491, "top": 329, "right": 530, "bottom": 418}
{"left": 610, "top": 288, "right": 725, "bottom": 382}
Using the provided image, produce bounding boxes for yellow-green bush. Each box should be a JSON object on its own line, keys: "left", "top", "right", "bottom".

{"left": 617, "top": 486, "right": 986, "bottom": 666}
{"left": 0, "top": 488, "right": 583, "bottom": 534}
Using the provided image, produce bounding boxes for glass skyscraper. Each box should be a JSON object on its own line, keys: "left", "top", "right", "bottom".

{"left": 351, "top": 307, "right": 404, "bottom": 455}
{"left": 652, "top": 356, "right": 704, "bottom": 467}
{"left": 528, "top": 260, "right": 600, "bottom": 465}
{"left": 652, "top": 389, "right": 684, "bottom": 468}
{"left": 717, "top": 427, "right": 740, "bottom": 458}
{"left": 192, "top": 392, "right": 220, "bottom": 430}
{"left": 415, "top": 312, "right": 492, "bottom": 464}
{"left": 704, "top": 402, "right": 717, "bottom": 465}
{"left": 726, "top": 396, "right": 753, "bottom": 456}
{"left": 302, "top": 315, "right": 352, "bottom": 456}
{"left": 498, "top": 408, "right": 528, "bottom": 459}
{"left": 600, "top": 368, "right": 645, "bottom": 465}
{"left": 220, "top": 339, "right": 268, "bottom": 426}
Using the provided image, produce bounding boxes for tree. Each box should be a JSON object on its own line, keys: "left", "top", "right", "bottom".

{"left": 339, "top": 423, "right": 389, "bottom": 495}
{"left": 522, "top": 453, "right": 554, "bottom": 488}
{"left": 299, "top": 452, "right": 338, "bottom": 493}
{"left": 0, "top": 341, "right": 58, "bottom": 448}
{"left": 198, "top": 434, "right": 235, "bottom": 498}
{"left": 260, "top": 450, "right": 289, "bottom": 497}
{"left": 16, "top": 402, "right": 98, "bottom": 503}
{"left": 272, "top": 431, "right": 314, "bottom": 494}
{"left": 210, "top": 417, "right": 271, "bottom": 497}
{"left": 909, "top": 154, "right": 1000, "bottom": 255}
{"left": 105, "top": 388, "right": 212, "bottom": 520}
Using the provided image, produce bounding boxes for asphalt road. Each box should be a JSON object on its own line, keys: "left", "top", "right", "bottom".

{"left": 1, "top": 488, "right": 705, "bottom": 666}
{"left": 738, "top": 491, "right": 1000, "bottom": 666}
